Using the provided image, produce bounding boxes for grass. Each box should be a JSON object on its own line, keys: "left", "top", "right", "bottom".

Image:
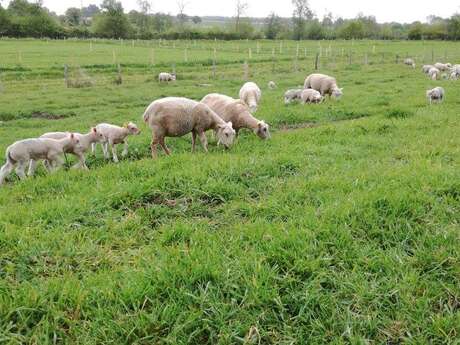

{"left": 0, "top": 39, "right": 459, "bottom": 344}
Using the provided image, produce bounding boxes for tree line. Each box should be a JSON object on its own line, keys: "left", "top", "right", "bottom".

{"left": 0, "top": 0, "right": 459, "bottom": 41}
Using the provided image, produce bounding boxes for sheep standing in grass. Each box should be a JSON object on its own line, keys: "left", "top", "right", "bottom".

{"left": 92, "top": 122, "right": 141, "bottom": 163}
{"left": 434, "top": 62, "right": 452, "bottom": 71}
{"left": 404, "top": 58, "right": 416, "bottom": 68}
{"left": 239, "top": 82, "right": 262, "bottom": 113}
{"left": 0, "top": 134, "right": 81, "bottom": 186}
{"left": 301, "top": 89, "right": 323, "bottom": 104}
{"left": 142, "top": 97, "right": 235, "bottom": 158}
{"left": 284, "top": 89, "right": 303, "bottom": 104}
{"left": 39, "top": 127, "right": 105, "bottom": 170}
{"left": 304, "top": 73, "right": 343, "bottom": 99}
{"left": 158, "top": 72, "right": 176, "bottom": 83}
{"left": 201, "top": 93, "right": 270, "bottom": 140}
{"left": 428, "top": 67, "right": 440, "bottom": 80}
{"left": 268, "top": 81, "right": 277, "bottom": 90}
{"left": 422, "top": 65, "right": 434, "bottom": 74}
{"left": 426, "top": 87, "right": 445, "bottom": 104}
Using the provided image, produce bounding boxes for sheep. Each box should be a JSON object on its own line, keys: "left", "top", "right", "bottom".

{"left": 300, "top": 89, "right": 323, "bottom": 104}
{"left": 304, "top": 73, "right": 343, "bottom": 99}
{"left": 201, "top": 93, "right": 270, "bottom": 140}
{"left": 0, "top": 133, "right": 81, "bottom": 186}
{"left": 428, "top": 67, "right": 440, "bottom": 80}
{"left": 92, "top": 122, "right": 141, "bottom": 163}
{"left": 39, "top": 127, "right": 105, "bottom": 170}
{"left": 268, "top": 81, "right": 277, "bottom": 90}
{"left": 434, "top": 62, "right": 452, "bottom": 72}
{"left": 158, "top": 72, "right": 176, "bottom": 83}
{"left": 142, "top": 97, "right": 235, "bottom": 158}
{"left": 450, "top": 71, "right": 459, "bottom": 80}
{"left": 404, "top": 58, "right": 416, "bottom": 68}
{"left": 239, "top": 82, "right": 262, "bottom": 113}
{"left": 284, "top": 89, "right": 303, "bottom": 104}
{"left": 426, "top": 87, "right": 445, "bottom": 105}
{"left": 422, "top": 65, "right": 434, "bottom": 74}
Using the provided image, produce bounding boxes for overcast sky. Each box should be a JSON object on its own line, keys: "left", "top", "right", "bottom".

{"left": 5, "top": 0, "right": 460, "bottom": 23}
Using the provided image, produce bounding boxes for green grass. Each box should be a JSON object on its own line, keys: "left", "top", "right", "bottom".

{"left": 0, "top": 39, "right": 459, "bottom": 344}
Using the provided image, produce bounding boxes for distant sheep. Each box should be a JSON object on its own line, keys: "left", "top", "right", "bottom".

{"left": 434, "top": 62, "right": 452, "bottom": 72}
{"left": 422, "top": 65, "right": 434, "bottom": 74}
{"left": 201, "top": 93, "right": 270, "bottom": 140}
{"left": 268, "top": 81, "right": 277, "bottom": 90}
{"left": 304, "top": 73, "right": 343, "bottom": 99}
{"left": 284, "top": 89, "right": 303, "bottom": 104}
{"left": 426, "top": 87, "right": 445, "bottom": 104}
{"left": 404, "top": 58, "right": 416, "bottom": 68}
{"left": 142, "top": 97, "right": 235, "bottom": 158}
{"left": 239, "top": 82, "right": 262, "bottom": 113}
{"left": 158, "top": 72, "right": 176, "bottom": 83}
{"left": 301, "top": 89, "right": 323, "bottom": 104}
{"left": 428, "top": 67, "right": 440, "bottom": 80}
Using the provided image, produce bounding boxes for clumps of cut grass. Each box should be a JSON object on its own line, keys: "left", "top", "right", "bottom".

{"left": 386, "top": 108, "right": 414, "bottom": 119}
{"left": 65, "top": 66, "right": 94, "bottom": 88}
{"left": 0, "top": 110, "right": 76, "bottom": 121}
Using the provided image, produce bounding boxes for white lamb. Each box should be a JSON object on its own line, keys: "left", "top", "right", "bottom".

{"left": 92, "top": 122, "right": 141, "bottom": 163}
{"left": 301, "top": 89, "right": 323, "bottom": 104}
{"left": 284, "top": 89, "right": 303, "bottom": 104}
{"left": 422, "top": 65, "right": 434, "bottom": 74}
{"left": 426, "top": 87, "right": 445, "bottom": 105}
{"left": 268, "top": 81, "right": 277, "bottom": 90}
{"left": 0, "top": 133, "right": 81, "bottom": 186}
{"left": 304, "top": 73, "right": 343, "bottom": 99}
{"left": 158, "top": 72, "right": 176, "bottom": 83}
{"left": 428, "top": 67, "right": 440, "bottom": 80}
{"left": 404, "top": 58, "right": 416, "bottom": 68}
{"left": 434, "top": 62, "right": 452, "bottom": 72}
{"left": 239, "top": 82, "right": 262, "bottom": 113}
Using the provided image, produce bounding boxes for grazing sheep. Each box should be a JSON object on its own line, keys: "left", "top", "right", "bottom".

{"left": 300, "top": 89, "right": 323, "bottom": 104}
{"left": 426, "top": 87, "right": 445, "bottom": 105}
{"left": 284, "top": 89, "right": 303, "bottom": 104}
{"left": 239, "top": 82, "right": 262, "bottom": 113}
{"left": 0, "top": 134, "right": 81, "bottom": 185}
{"left": 201, "top": 93, "right": 270, "bottom": 140}
{"left": 450, "top": 71, "right": 459, "bottom": 80}
{"left": 142, "top": 97, "right": 235, "bottom": 158}
{"left": 268, "top": 81, "right": 277, "bottom": 90}
{"left": 92, "top": 122, "right": 141, "bottom": 163}
{"left": 434, "top": 62, "right": 452, "bottom": 72}
{"left": 158, "top": 72, "right": 176, "bottom": 83}
{"left": 39, "top": 127, "right": 105, "bottom": 170}
{"left": 428, "top": 67, "right": 440, "bottom": 80}
{"left": 304, "top": 73, "right": 343, "bottom": 99}
{"left": 404, "top": 58, "right": 416, "bottom": 68}
{"left": 422, "top": 65, "right": 434, "bottom": 74}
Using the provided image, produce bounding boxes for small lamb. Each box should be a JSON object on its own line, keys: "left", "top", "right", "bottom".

{"left": 201, "top": 93, "right": 270, "bottom": 140}
{"left": 142, "top": 97, "right": 235, "bottom": 158}
{"left": 404, "top": 58, "right": 416, "bottom": 68}
{"left": 422, "top": 65, "right": 434, "bottom": 74}
{"left": 428, "top": 67, "right": 440, "bottom": 80}
{"left": 0, "top": 133, "right": 81, "bottom": 185}
{"left": 304, "top": 73, "right": 343, "bottom": 99}
{"left": 426, "top": 87, "right": 445, "bottom": 105}
{"left": 92, "top": 122, "right": 141, "bottom": 163}
{"left": 301, "top": 89, "right": 323, "bottom": 104}
{"left": 239, "top": 82, "right": 262, "bottom": 113}
{"left": 268, "top": 81, "right": 277, "bottom": 90}
{"left": 158, "top": 72, "right": 176, "bottom": 83}
{"left": 284, "top": 89, "right": 303, "bottom": 104}
{"left": 434, "top": 62, "right": 452, "bottom": 72}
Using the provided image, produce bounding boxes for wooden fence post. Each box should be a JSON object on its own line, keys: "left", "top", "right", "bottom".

{"left": 315, "top": 53, "right": 319, "bottom": 70}
{"left": 64, "top": 64, "right": 70, "bottom": 88}
{"left": 243, "top": 60, "right": 249, "bottom": 80}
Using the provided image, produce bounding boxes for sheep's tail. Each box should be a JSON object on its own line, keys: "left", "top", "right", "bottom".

{"left": 142, "top": 109, "right": 150, "bottom": 123}
{"left": 6, "top": 150, "right": 16, "bottom": 164}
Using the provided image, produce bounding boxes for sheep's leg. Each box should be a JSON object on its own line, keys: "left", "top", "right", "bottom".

{"left": 121, "top": 141, "right": 128, "bottom": 157}
{"left": 73, "top": 152, "right": 88, "bottom": 170}
{"left": 198, "top": 131, "right": 208, "bottom": 153}
{"left": 159, "top": 137, "right": 171, "bottom": 155}
{"left": 0, "top": 161, "right": 14, "bottom": 185}
{"left": 102, "top": 142, "right": 110, "bottom": 159}
{"left": 15, "top": 161, "right": 27, "bottom": 180}
{"left": 91, "top": 142, "right": 97, "bottom": 156}
{"left": 28, "top": 160, "right": 38, "bottom": 176}
{"left": 191, "top": 131, "right": 197, "bottom": 152}
{"left": 151, "top": 136, "right": 159, "bottom": 159}
{"left": 50, "top": 155, "right": 65, "bottom": 172}
{"left": 110, "top": 141, "right": 119, "bottom": 163}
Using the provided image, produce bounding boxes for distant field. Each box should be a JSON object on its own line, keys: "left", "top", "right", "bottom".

{"left": 0, "top": 39, "right": 459, "bottom": 344}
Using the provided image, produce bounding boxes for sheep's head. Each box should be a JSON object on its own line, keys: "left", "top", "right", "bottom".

{"left": 255, "top": 120, "right": 270, "bottom": 140}
{"left": 216, "top": 122, "right": 235, "bottom": 149}
{"left": 125, "top": 122, "right": 141, "bottom": 135}
{"left": 91, "top": 127, "right": 105, "bottom": 142}
{"left": 426, "top": 90, "right": 433, "bottom": 98}
{"left": 69, "top": 133, "right": 84, "bottom": 151}
{"left": 171, "top": 74, "right": 176, "bottom": 81}
{"left": 332, "top": 87, "right": 343, "bottom": 100}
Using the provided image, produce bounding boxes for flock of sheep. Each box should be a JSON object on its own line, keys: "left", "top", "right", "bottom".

{"left": 0, "top": 59, "right": 455, "bottom": 187}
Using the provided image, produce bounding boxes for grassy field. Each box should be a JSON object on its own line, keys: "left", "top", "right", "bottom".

{"left": 0, "top": 39, "right": 459, "bottom": 344}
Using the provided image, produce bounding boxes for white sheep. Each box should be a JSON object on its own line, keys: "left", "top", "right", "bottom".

{"left": 422, "top": 65, "right": 434, "bottom": 74}
{"left": 404, "top": 58, "right": 416, "bottom": 68}
{"left": 304, "top": 73, "right": 343, "bottom": 99}
{"left": 428, "top": 67, "right": 440, "bottom": 80}
{"left": 284, "top": 89, "right": 303, "bottom": 104}
{"left": 268, "top": 81, "right": 277, "bottom": 90}
{"left": 92, "top": 122, "right": 141, "bottom": 163}
{"left": 434, "top": 62, "right": 452, "bottom": 72}
{"left": 239, "top": 82, "right": 262, "bottom": 113}
{"left": 450, "top": 71, "right": 459, "bottom": 80}
{"left": 142, "top": 97, "right": 235, "bottom": 158}
{"left": 300, "top": 89, "right": 323, "bottom": 104}
{"left": 426, "top": 87, "right": 445, "bottom": 105}
{"left": 201, "top": 93, "right": 270, "bottom": 140}
{"left": 39, "top": 127, "right": 105, "bottom": 170}
{"left": 158, "top": 72, "right": 176, "bottom": 83}
{"left": 0, "top": 133, "right": 81, "bottom": 185}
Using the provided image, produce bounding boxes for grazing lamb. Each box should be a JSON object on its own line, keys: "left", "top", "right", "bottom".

{"left": 404, "top": 58, "right": 416, "bottom": 68}
{"left": 142, "top": 97, "right": 235, "bottom": 158}
{"left": 201, "top": 93, "right": 270, "bottom": 140}
{"left": 304, "top": 73, "right": 343, "bottom": 99}
{"left": 434, "top": 62, "right": 452, "bottom": 72}
{"left": 428, "top": 67, "right": 440, "bottom": 80}
{"left": 92, "top": 122, "right": 141, "bottom": 163}
{"left": 300, "top": 89, "right": 323, "bottom": 104}
{"left": 450, "top": 71, "right": 459, "bottom": 80}
{"left": 39, "top": 127, "right": 105, "bottom": 170}
{"left": 239, "top": 82, "right": 262, "bottom": 113}
{"left": 422, "top": 65, "right": 434, "bottom": 74}
{"left": 158, "top": 72, "right": 176, "bottom": 83}
{"left": 0, "top": 134, "right": 81, "bottom": 186}
{"left": 268, "top": 81, "right": 277, "bottom": 90}
{"left": 426, "top": 87, "right": 445, "bottom": 105}
{"left": 284, "top": 89, "right": 303, "bottom": 104}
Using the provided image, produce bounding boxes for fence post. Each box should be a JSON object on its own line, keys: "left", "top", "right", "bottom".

{"left": 431, "top": 49, "right": 434, "bottom": 63}
{"left": 395, "top": 54, "right": 399, "bottom": 64}
{"left": 172, "top": 63, "right": 176, "bottom": 76}
{"left": 364, "top": 53, "right": 368, "bottom": 65}
{"left": 315, "top": 53, "right": 319, "bottom": 70}
{"left": 112, "top": 50, "right": 116, "bottom": 64}
{"left": 212, "top": 58, "right": 216, "bottom": 79}
{"left": 64, "top": 64, "right": 70, "bottom": 88}
{"left": 115, "top": 63, "right": 122, "bottom": 85}
{"left": 243, "top": 60, "right": 249, "bottom": 80}
{"left": 184, "top": 48, "right": 188, "bottom": 62}
{"left": 349, "top": 52, "right": 352, "bottom": 65}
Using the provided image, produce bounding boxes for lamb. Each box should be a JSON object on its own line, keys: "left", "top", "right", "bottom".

{"left": 304, "top": 73, "right": 343, "bottom": 99}
{"left": 428, "top": 67, "right": 440, "bottom": 80}
{"left": 0, "top": 133, "right": 81, "bottom": 186}
{"left": 404, "top": 58, "right": 416, "bottom": 68}
{"left": 92, "top": 122, "right": 141, "bottom": 163}
{"left": 39, "top": 127, "right": 105, "bottom": 170}
{"left": 434, "top": 62, "right": 452, "bottom": 72}
{"left": 201, "top": 93, "right": 270, "bottom": 140}
{"left": 268, "top": 81, "right": 277, "bottom": 90}
{"left": 300, "top": 89, "right": 323, "bottom": 104}
{"left": 422, "top": 65, "right": 434, "bottom": 74}
{"left": 450, "top": 71, "right": 459, "bottom": 80}
{"left": 142, "top": 97, "right": 235, "bottom": 158}
{"left": 426, "top": 87, "right": 445, "bottom": 105}
{"left": 284, "top": 89, "right": 303, "bottom": 104}
{"left": 158, "top": 72, "right": 176, "bottom": 83}
{"left": 239, "top": 82, "right": 262, "bottom": 113}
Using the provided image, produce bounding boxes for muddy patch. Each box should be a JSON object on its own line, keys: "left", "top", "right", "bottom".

{"left": 30, "top": 111, "right": 76, "bottom": 120}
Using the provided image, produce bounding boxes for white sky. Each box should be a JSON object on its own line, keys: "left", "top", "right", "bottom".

{"left": 4, "top": 0, "right": 460, "bottom": 23}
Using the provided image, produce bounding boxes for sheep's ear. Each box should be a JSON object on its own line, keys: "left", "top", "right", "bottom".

{"left": 70, "top": 133, "right": 75, "bottom": 139}
{"left": 92, "top": 127, "right": 97, "bottom": 133}
{"left": 123, "top": 122, "right": 128, "bottom": 128}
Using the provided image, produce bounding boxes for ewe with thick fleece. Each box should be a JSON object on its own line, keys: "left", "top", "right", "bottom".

{"left": 268, "top": 81, "right": 277, "bottom": 90}
{"left": 428, "top": 67, "right": 440, "bottom": 80}
{"left": 404, "top": 58, "right": 416, "bottom": 68}
{"left": 143, "top": 97, "right": 235, "bottom": 158}
{"left": 422, "top": 65, "right": 434, "bottom": 74}
{"left": 201, "top": 93, "right": 270, "bottom": 140}
{"left": 434, "top": 62, "right": 452, "bottom": 71}
{"left": 426, "top": 87, "right": 445, "bottom": 104}
{"left": 92, "top": 122, "right": 141, "bottom": 163}
{"left": 40, "top": 128, "right": 104, "bottom": 169}
{"left": 300, "top": 89, "right": 323, "bottom": 104}
{"left": 239, "top": 82, "right": 262, "bottom": 113}
{"left": 304, "top": 73, "right": 343, "bottom": 99}
{"left": 284, "top": 89, "right": 303, "bottom": 104}
{"left": 0, "top": 134, "right": 81, "bottom": 185}
{"left": 158, "top": 72, "right": 176, "bottom": 82}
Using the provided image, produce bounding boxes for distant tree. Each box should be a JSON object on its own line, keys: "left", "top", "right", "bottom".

{"left": 306, "top": 19, "right": 324, "bottom": 39}
{"left": 264, "top": 12, "right": 282, "bottom": 39}
{"left": 292, "top": 0, "right": 313, "bottom": 40}
{"left": 340, "top": 20, "right": 365, "bottom": 39}
{"left": 81, "top": 4, "right": 100, "bottom": 19}
{"left": 408, "top": 22, "right": 423, "bottom": 40}
{"left": 152, "top": 12, "right": 173, "bottom": 32}
{"left": 176, "top": 0, "right": 188, "bottom": 28}
{"left": 192, "top": 16, "right": 201, "bottom": 24}
{"left": 0, "top": 5, "right": 10, "bottom": 34}
{"left": 137, "top": 0, "right": 151, "bottom": 14}
{"left": 93, "top": 0, "right": 132, "bottom": 38}
{"left": 447, "top": 14, "right": 460, "bottom": 40}
{"left": 235, "top": 0, "right": 248, "bottom": 33}
{"left": 65, "top": 7, "right": 81, "bottom": 26}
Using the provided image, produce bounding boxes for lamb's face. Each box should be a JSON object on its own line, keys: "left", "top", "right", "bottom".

{"left": 91, "top": 127, "right": 105, "bottom": 142}
{"left": 69, "top": 133, "right": 84, "bottom": 151}
{"left": 217, "top": 122, "right": 236, "bottom": 148}
{"left": 255, "top": 121, "right": 270, "bottom": 140}
{"left": 127, "top": 122, "right": 141, "bottom": 135}
{"left": 332, "top": 88, "right": 343, "bottom": 100}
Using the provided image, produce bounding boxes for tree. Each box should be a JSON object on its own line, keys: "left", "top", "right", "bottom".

{"left": 447, "top": 14, "right": 460, "bottom": 40}
{"left": 265, "top": 12, "right": 282, "bottom": 39}
{"left": 235, "top": 0, "right": 248, "bottom": 33}
{"left": 81, "top": 4, "right": 100, "bottom": 19}
{"left": 339, "top": 20, "right": 365, "bottom": 39}
{"left": 93, "top": 0, "right": 132, "bottom": 38}
{"left": 176, "top": 0, "right": 188, "bottom": 27}
{"left": 408, "top": 22, "right": 423, "bottom": 40}
{"left": 292, "top": 0, "right": 313, "bottom": 40}
{"left": 192, "top": 16, "right": 201, "bottom": 24}
{"left": 65, "top": 7, "right": 81, "bottom": 26}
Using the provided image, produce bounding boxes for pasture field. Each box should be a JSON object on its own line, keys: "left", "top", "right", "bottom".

{"left": 0, "top": 39, "right": 459, "bottom": 344}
